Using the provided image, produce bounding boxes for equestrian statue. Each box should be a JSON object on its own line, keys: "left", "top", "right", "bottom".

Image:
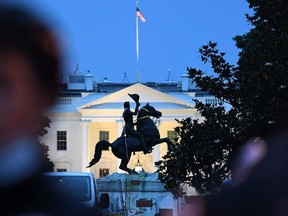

{"left": 86, "top": 94, "right": 175, "bottom": 174}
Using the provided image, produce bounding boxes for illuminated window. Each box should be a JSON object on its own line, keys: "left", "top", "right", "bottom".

{"left": 99, "top": 168, "right": 109, "bottom": 178}
{"left": 57, "top": 131, "right": 67, "bottom": 150}
{"left": 167, "top": 130, "right": 177, "bottom": 144}
{"left": 99, "top": 131, "right": 109, "bottom": 150}
{"left": 57, "top": 168, "right": 67, "bottom": 172}
{"left": 99, "top": 131, "right": 109, "bottom": 141}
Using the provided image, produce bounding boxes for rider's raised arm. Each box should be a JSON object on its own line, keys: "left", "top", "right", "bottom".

{"left": 131, "top": 104, "right": 140, "bottom": 115}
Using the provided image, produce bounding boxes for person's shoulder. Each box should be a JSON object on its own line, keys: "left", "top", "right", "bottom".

{"left": 124, "top": 108, "right": 132, "bottom": 113}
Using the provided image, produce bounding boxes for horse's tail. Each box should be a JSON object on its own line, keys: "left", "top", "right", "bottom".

{"left": 86, "top": 140, "right": 112, "bottom": 168}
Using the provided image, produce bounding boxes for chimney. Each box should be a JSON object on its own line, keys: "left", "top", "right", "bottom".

{"left": 85, "top": 71, "right": 94, "bottom": 91}
{"left": 181, "top": 73, "right": 189, "bottom": 92}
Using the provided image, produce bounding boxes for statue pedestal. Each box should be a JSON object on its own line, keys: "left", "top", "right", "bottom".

{"left": 96, "top": 172, "right": 177, "bottom": 216}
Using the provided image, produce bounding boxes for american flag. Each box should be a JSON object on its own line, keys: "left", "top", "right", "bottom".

{"left": 136, "top": 7, "right": 146, "bottom": 22}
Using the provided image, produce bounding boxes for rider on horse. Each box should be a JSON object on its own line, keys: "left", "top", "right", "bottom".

{"left": 87, "top": 101, "right": 174, "bottom": 173}
{"left": 122, "top": 96, "right": 151, "bottom": 154}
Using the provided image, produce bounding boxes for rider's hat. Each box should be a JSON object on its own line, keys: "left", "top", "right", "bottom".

{"left": 128, "top": 94, "right": 140, "bottom": 104}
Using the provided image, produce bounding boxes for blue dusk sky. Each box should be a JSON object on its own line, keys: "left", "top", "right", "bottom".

{"left": 17, "top": 0, "right": 251, "bottom": 83}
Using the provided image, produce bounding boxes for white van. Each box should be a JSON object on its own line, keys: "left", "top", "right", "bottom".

{"left": 44, "top": 172, "right": 98, "bottom": 209}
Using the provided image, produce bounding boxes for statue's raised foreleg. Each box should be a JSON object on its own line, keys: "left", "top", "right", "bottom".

{"left": 151, "top": 137, "right": 175, "bottom": 151}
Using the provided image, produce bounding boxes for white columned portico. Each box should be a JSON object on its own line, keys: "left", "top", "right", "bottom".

{"left": 80, "top": 119, "right": 91, "bottom": 172}
{"left": 116, "top": 119, "right": 125, "bottom": 173}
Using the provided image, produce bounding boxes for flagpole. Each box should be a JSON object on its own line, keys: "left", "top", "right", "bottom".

{"left": 136, "top": 15, "right": 140, "bottom": 82}
{"left": 136, "top": 1, "right": 140, "bottom": 82}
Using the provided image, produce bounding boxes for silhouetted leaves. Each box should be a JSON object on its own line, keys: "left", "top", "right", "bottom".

{"left": 33, "top": 116, "right": 54, "bottom": 172}
{"left": 156, "top": 0, "right": 288, "bottom": 197}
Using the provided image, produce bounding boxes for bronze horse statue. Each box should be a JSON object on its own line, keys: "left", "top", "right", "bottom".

{"left": 86, "top": 103, "right": 174, "bottom": 174}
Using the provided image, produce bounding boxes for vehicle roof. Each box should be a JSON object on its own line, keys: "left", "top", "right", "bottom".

{"left": 43, "top": 172, "right": 94, "bottom": 177}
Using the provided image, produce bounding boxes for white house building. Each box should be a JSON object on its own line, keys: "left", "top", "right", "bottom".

{"left": 42, "top": 72, "right": 220, "bottom": 178}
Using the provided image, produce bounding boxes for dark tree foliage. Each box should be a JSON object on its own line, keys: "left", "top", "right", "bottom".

{"left": 156, "top": 0, "right": 288, "bottom": 197}
{"left": 33, "top": 116, "right": 54, "bottom": 172}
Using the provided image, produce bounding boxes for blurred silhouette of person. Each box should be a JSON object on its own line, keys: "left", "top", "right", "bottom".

{"left": 204, "top": 132, "right": 288, "bottom": 216}
{"left": 217, "top": 138, "right": 266, "bottom": 194}
{"left": 219, "top": 179, "right": 233, "bottom": 192}
{"left": 231, "top": 137, "right": 267, "bottom": 186}
{"left": 0, "top": 3, "right": 102, "bottom": 215}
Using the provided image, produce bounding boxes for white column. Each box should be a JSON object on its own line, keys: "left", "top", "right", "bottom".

{"left": 153, "top": 120, "right": 161, "bottom": 172}
{"left": 116, "top": 119, "right": 125, "bottom": 173}
{"left": 80, "top": 120, "right": 91, "bottom": 172}
{"left": 153, "top": 146, "right": 161, "bottom": 172}
{"left": 116, "top": 119, "right": 124, "bottom": 137}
